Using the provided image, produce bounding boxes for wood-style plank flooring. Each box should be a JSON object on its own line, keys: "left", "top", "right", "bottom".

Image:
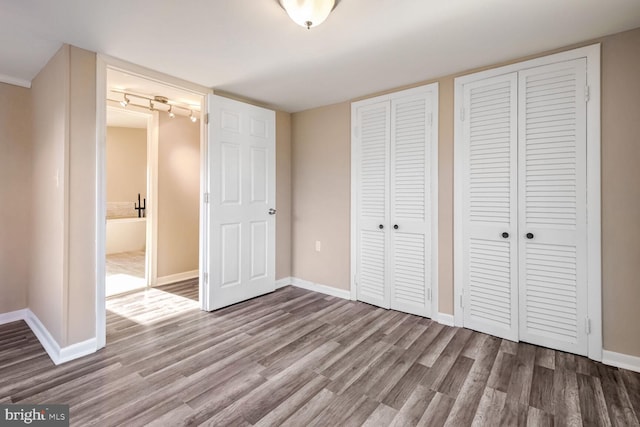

{"left": 1, "top": 282, "right": 639, "bottom": 426}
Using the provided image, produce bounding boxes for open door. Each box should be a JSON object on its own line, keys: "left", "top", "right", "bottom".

{"left": 204, "top": 95, "right": 276, "bottom": 311}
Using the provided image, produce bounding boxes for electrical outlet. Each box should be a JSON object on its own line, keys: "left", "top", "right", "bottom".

{"left": 315, "top": 240, "right": 321, "bottom": 252}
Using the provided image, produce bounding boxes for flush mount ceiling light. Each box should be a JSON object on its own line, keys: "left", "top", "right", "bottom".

{"left": 279, "top": 0, "right": 337, "bottom": 29}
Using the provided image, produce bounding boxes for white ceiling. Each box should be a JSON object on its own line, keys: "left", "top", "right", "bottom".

{"left": 1, "top": 0, "right": 639, "bottom": 112}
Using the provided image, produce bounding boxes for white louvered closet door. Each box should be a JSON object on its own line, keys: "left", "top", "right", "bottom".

{"left": 389, "top": 93, "right": 433, "bottom": 317}
{"left": 462, "top": 73, "right": 519, "bottom": 341}
{"left": 356, "top": 102, "right": 391, "bottom": 308}
{"left": 517, "top": 59, "right": 588, "bottom": 355}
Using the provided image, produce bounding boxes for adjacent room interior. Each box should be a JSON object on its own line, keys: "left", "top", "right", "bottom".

{"left": 0, "top": 0, "right": 639, "bottom": 425}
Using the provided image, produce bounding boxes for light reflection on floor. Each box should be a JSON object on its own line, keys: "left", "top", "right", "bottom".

{"left": 106, "top": 281, "right": 199, "bottom": 326}
{"left": 106, "top": 250, "right": 146, "bottom": 297}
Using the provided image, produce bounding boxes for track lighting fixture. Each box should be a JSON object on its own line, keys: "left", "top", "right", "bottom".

{"left": 109, "top": 90, "right": 199, "bottom": 123}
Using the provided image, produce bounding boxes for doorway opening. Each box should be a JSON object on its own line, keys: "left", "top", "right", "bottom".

{"left": 97, "top": 60, "right": 207, "bottom": 348}
{"left": 105, "top": 106, "right": 151, "bottom": 296}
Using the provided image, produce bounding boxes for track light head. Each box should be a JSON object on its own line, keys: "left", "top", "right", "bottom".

{"left": 189, "top": 110, "right": 197, "bottom": 123}
{"left": 149, "top": 100, "right": 155, "bottom": 111}
{"left": 120, "top": 94, "right": 130, "bottom": 107}
{"left": 168, "top": 105, "right": 175, "bottom": 119}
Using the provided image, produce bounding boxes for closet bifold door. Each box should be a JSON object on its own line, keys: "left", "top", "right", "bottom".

{"left": 517, "top": 58, "right": 589, "bottom": 356}
{"left": 389, "top": 93, "right": 433, "bottom": 317}
{"left": 355, "top": 101, "right": 391, "bottom": 308}
{"left": 462, "top": 73, "right": 519, "bottom": 341}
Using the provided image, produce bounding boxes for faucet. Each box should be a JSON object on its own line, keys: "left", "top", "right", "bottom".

{"left": 134, "top": 193, "right": 146, "bottom": 218}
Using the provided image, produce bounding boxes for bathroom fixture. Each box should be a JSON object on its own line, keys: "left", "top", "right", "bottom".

{"left": 279, "top": 0, "right": 336, "bottom": 29}
{"left": 134, "top": 193, "right": 146, "bottom": 218}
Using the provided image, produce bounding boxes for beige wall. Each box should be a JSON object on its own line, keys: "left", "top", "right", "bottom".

{"left": 29, "top": 46, "right": 68, "bottom": 344}
{"left": 276, "top": 111, "right": 292, "bottom": 279}
{"left": 28, "top": 45, "right": 97, "bottom": 347}
{"left": 66, "top": 46, "right": 97, "bottom": 345}
{"left": 106, "top": 127, "right": 147, "bottom": 203}
{"left": 157, "top": 114, "right": 200, "bottom": 277}
{"left": 0, "top": 83, "right": 31, "bottom": 313}
{"left": 290, "top": 27, "right": 640, "bottom": 357}
{"left": 601, "top": 28, "right": 640, "bottom": 357}
{"left": 291, "top": 102, "right": 351, "bottom": 289}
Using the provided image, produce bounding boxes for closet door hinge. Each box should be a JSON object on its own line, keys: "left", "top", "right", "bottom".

{"left": 585, "top": 317, "right": 591, "bottom": 334}
{"left": 353, "top": 126, "right": 360, "bottom": 138}
{"left": 459, "top": 292, "right": 464, "bottom": 308}
{"left": 353, "top": 275, "right": 358, "bottom": 286}
{"left": 203, "top": 272, "right": 208, "bottom": 283}
{"left": 204, "top": 193, "right": 210, "bottom": 203}
{"left": 428, "top": 112, "right": 433, "bottom": 127}
{"left": 205, "top": 113, "right": 210, "bottom": 124}
{"left": 584, "top": 85, "right": 590, "bottom": 103}
{"left": 427, "top": 288, "right": 432, "bottom": 301}
{"left": 460, "top": 108, "right": 465, "bottom": 122}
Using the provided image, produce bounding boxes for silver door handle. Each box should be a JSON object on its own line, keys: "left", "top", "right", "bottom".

{"left": 269, "top": 208, "right": 276, "bottom": 215}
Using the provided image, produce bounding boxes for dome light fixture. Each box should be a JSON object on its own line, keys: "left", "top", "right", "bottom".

{"left": 280, "top": 0, "right": 336, "bottom": 29}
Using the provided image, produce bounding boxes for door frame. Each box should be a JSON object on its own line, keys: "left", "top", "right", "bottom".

{"left": 453, "top": 43, "right": 602, "bottom": 360}
{"left": 350, "top": 83, "right": 440, "bottom": 319}
{"left": 96, "top": 54, "right": 211, "bottom": 349}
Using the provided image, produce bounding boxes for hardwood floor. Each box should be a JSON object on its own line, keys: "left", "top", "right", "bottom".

{"left": 1, "top": 281, "right": 639, "bottom": 426}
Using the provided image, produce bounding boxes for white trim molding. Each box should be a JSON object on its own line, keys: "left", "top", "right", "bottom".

{"left": 437, "top": 313, "right": 455, "bottom": 327}
{"left": 0, "top": 309, "right": 28, "bottom": 326}
{"left": 453, "top": 43, "right": 602, "bottom": 360}
{"left": 603, "top": 350, "right": 640, "bottom": 374}
{"left": 290, "top": 277, "right": 352, "bottom": 300}
{"left": 0, "top": 73, "right": 31, "bottom": 88}
{"left": 21, "top": 310, "right": 97, "bottom": 365}
{"left": 275, "top": 277, "right": 293, "bottom": 289}
{"left": 154, "top": 270, "right": 199, "bottom": 287}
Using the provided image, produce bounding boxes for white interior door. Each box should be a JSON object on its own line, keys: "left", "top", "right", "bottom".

{"left": 517, "top": 59, "right": 589, "bottom": 355}
{"left": 461, "top": 73, "right": 519, "bottom": 341}
{"left": 355, "top": 101, "right": 391, "bottom": 308}
{"left": 205, "top": 95, "right": 276, "bottom": 311}
{"left": 389, "top": 93, "right": 434, "bottom": 317}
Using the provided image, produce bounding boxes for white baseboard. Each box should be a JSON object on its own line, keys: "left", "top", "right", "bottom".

{"left": 289, "top": 277, "right": 351, "bottom": 300}
{"left": 154, "top": 270, "right": 199, "bottom": 287}
{"left": 437, "top": 313, "right": 455, "bottom": 327}
{"left": 603, "top": 350, "right": 640, "bottom": 373}
{"left": 275, "top": 277, "right": 292, "bottom": 289}
{"left": 58, "top": 337, "right": 98, "bottom": 364}
{"left": 24, "top": 309, "right": 60, "bottom": 364}
{"left": 0, "top": 308, "right": 28, "bottom": 326}
{"left": 0, "top": 308, "right": 97, "bottom": 365}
